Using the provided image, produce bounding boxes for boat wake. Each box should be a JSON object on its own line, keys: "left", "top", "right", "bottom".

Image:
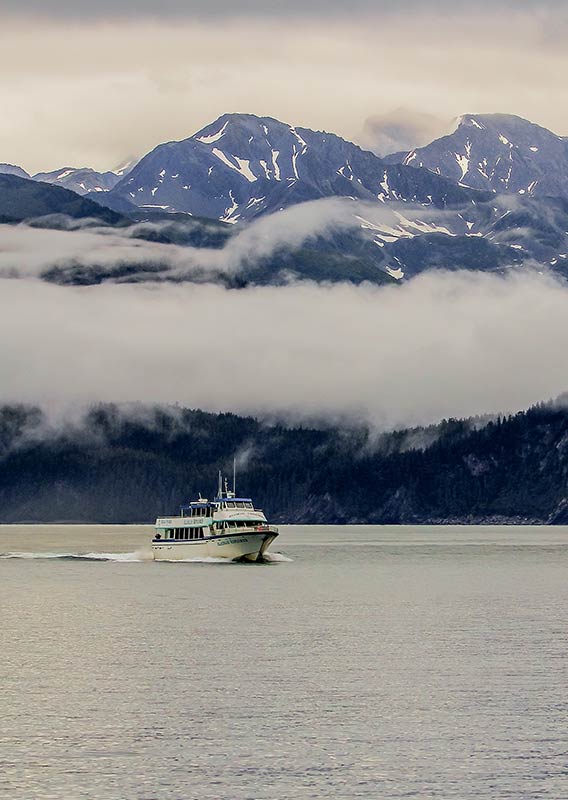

{"left": 262, "top": 552, "right": 293, "bottom": 562}
{"left": 0, "top": 551, "right": 151, "bottom": 562}
{"left": 0, "top": 550, "right": 292, "bottom": 564}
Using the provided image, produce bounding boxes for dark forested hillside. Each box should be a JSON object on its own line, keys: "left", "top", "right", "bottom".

{"left": 0, "top": 402, "right": 566, "bottom": 524}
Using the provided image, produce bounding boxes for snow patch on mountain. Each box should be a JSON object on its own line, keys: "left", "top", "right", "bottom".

{"left": 196, "top": 120, "right": 229, "bottom": 145}
{"left": 390, "top": 113, "right": 568, "bottom": 200}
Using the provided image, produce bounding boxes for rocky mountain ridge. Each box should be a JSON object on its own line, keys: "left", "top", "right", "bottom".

{"left": 385, "top": 113, "right": 568, "bottom": 199}
{"left": 2, "top": 112, "right": 568, "bottom": 286}
{"left": 106, "top": 113, "right": 486, "bottom": 221}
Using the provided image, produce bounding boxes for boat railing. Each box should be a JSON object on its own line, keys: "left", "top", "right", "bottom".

{"left": 255, "top": 524, "right": 279, "bottom": 534}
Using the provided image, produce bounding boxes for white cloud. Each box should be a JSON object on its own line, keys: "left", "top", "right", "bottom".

{"left": 0, "top": 199, "right": 360, "bottom": 280}
{"left": 1, "top": 271, "right": 566, "bottom": 429}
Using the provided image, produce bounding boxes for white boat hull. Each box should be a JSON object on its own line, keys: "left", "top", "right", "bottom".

{"left": 152, "top": 531, "right": 278, "bottom": 562}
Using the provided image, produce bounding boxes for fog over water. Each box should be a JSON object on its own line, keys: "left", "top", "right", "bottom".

{"left": 1, "top": 269, "right": 566, "bottom": 429}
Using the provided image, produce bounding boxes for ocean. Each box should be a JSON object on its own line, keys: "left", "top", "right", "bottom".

{"left": 2, "top": 525, "right": 567, "bottom": 799}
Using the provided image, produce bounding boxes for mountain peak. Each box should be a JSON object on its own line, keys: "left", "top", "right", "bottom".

{"left": 107, "top": 110, "right": 481, "bottom": 223}
{"left": 455, "top": 112, "right": 565, "bottom": 141}
{"left": 397, "top": 113, "right": 568, "bottom": 198}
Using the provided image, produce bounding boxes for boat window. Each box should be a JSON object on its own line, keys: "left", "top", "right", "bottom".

{"left": 199, "top": 530, "right": 204, "bottom": 539}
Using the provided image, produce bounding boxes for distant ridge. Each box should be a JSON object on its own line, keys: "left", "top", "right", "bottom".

{"left": 0, "top": 173, "right": 123, "bottom": 225}
{"left": 0, "top": 163, "right": 30, "bottom": 180}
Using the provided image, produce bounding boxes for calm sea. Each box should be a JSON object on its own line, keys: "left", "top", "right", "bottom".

{"left": 2, "top": 525, "right": 567, "bottom": 799}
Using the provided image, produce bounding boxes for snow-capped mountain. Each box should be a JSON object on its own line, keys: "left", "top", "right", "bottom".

{"left": 0, "top": 158, "right": 139, "bottom": 196}
{"left": 32, "top": 166, "right": 132, "bottom": 196}
{"left": 3, "top": 112, "right": 568, "bottom": 288}
{"left": 386, "top": 114, "right": 568, "bottom": 199}
{"left": 107, "top": 113, "right": 486, "bottom": 222}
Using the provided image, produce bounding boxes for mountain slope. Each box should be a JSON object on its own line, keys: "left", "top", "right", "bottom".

{"left": 107, "top": 113, "right": 488, "bottom": 222}
{"left": 0, "top": 401, "right": 565, "bottom": 524}
{"left": 0, "top": 174, "right": 123, "bottom": 224}
{"left": 386, "top": 114, "right": 568, "bottom": 199}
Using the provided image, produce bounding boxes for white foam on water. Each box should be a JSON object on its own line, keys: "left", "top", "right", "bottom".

{"left": 0, "top": 550, "right": 150, "bottom": 562}
{"left": 1, "top": 550, "right": 292, "bottom": 564}
{"left": 263, "top": 552, "right": 293, "bottom": 562}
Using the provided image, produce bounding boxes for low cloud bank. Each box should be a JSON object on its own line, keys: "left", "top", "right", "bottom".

{"left": 0, "top": 199, "right": 362, "bottom": 281}
{"left": 0, "top": 270, "right": 566, "bottom": 429}
{"left": 0, "top": 199, "right": 468, "bottom": 283}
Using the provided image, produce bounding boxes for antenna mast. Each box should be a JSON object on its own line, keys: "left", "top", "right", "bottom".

{"left": 233, "top": 457, "right": 236, "bottom": 496}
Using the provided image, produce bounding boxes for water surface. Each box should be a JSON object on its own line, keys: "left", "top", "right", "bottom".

{"left": 2, "top": 525, "right": 567, "bottom": 799}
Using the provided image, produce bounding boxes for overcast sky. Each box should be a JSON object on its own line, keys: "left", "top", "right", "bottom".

{"left": 1, "top": 2, "right": 567, "bottom": 172}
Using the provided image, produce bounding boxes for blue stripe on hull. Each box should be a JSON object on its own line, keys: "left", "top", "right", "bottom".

{"left": 152, "top": 532, "right": 276, "bottom": 545}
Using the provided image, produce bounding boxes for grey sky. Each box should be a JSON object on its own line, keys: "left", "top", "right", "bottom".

{"left": 3, "top": 0, "right": 565, "bottom": 16}
{"left": 1, "top": 3, "right": 567, "bottom": 172}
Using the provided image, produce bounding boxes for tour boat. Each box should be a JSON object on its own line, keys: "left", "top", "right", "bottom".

{"left": 152, "top": 471, "right": 279, "bottom": 562}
